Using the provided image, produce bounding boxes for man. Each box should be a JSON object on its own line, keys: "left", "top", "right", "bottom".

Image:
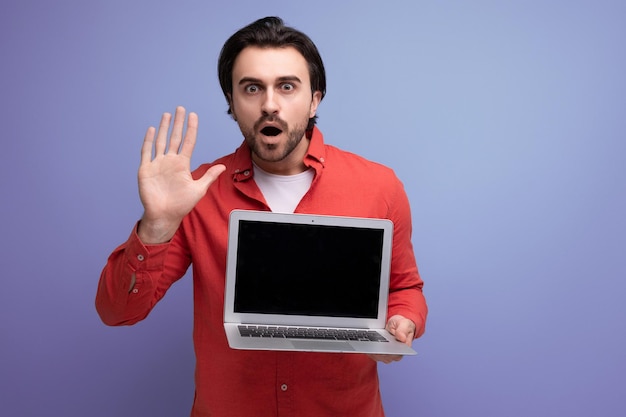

{"left": 97, "top": 16, "right": 427, "bottom": 417}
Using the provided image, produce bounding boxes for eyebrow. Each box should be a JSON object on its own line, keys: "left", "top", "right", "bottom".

{"left": 237, "top": 76, "right": 303, "bottom": 85}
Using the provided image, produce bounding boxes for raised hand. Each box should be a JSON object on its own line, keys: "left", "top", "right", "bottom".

{"left": 137, "top": 106, "right": 225, "bottom": 244}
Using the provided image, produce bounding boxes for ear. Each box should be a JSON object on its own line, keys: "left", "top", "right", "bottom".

{"left": 227, "top": 92, "right": 237, "bottom": 121}
{"left": 309, "top": 90, "right": 322, "bottom": 118}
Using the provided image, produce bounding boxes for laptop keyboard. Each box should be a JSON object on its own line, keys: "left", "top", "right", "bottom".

{"left": 238, "top": 325, "right": 389, "bottom": 342}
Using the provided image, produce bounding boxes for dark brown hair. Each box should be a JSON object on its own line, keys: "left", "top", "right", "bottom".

{"left": 218, "top": 16, "right": 326, "bottom": 128}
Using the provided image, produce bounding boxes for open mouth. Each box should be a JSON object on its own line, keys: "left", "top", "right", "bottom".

{"left": 260, "top": 126, "right": 283, "bottom": 136}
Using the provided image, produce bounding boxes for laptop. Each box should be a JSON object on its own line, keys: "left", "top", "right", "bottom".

{"left": 223, "top": 210, "right": 417, "bottom": 355}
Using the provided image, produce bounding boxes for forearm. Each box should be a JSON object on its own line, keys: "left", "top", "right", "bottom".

{"left": 387, "top": 285, "right": 427, "bottom": 339}
{"left": 95, "top": 227, "right": 171, "bottom": 326}
{"left": 386, "top": 239, "right": 428, "bottom": 339}
{"left": 386, "top": 177, "right": 428, "bottom": 338}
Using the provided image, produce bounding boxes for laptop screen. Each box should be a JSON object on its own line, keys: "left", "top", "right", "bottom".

{"left": 233, "top": 220, "right": 384, "bottom": 319}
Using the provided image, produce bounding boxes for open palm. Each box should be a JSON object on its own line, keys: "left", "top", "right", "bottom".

{"left": 138, "top": 107, "right": 225, "bottom": 243}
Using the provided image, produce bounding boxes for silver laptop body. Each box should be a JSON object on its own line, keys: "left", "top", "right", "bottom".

{"left": 223, "top": 210, "right": 416, "bottom": 355}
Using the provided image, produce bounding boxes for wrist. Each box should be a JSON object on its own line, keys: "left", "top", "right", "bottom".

{"left": 137, "top": 216, "right": 180, "bottom": 244}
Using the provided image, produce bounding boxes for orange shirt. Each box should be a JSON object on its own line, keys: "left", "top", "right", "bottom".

{"left": 96, "top": 127, "right": 427, "bottom": 417}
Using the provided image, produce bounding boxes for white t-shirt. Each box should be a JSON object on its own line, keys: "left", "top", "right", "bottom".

{"left": 252, "top": 162, "right": 314, "bottom": 213}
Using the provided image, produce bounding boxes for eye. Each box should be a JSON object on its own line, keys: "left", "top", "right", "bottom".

{"left": 245, "top": 84, "right": 260, "bottom": 94}
{"left": 280, "top": 83, "right": 295, "bottom": 92}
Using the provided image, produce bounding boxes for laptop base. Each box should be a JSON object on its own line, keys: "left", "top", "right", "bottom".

{"left": 224, "top": 323, "right": 417, "bottom": 355}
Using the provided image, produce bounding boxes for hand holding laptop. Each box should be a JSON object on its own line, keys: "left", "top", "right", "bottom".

{"left": 368, "top": 314, "right": 416, "bottom": 364}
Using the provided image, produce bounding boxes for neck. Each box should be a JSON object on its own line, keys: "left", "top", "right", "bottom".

{"left": 252, "top": 155, "right": 307, "bottom": 175}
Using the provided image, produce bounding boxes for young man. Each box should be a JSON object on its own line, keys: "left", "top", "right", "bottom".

{"left": 97, "top": 16, "right": 427, "bottom": 417}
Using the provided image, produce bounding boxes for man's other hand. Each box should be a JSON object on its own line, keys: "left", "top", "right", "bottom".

{"left": 368, "top": 315, "right": 416, "bottom": 364}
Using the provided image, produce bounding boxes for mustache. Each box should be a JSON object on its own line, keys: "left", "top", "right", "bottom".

{"left": 253, "top": 115, "right": 288, "bottom": 131}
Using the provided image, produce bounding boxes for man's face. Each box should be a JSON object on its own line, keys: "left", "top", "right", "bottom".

{"left": 229, "top": 46, "right": 322, "bottom": 174}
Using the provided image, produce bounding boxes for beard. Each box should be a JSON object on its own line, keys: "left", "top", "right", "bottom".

{"left": 240, "top": 114, "right": 309, "bottom": 163}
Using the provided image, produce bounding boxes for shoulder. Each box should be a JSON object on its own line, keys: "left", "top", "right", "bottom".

{"left": 324, "top": 144, "right": 399, "bottom": 182}
{"left": 320, "top": 144, "right": 409, "bottom": 219}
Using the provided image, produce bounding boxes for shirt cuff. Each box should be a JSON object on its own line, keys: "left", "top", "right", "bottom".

{"left": 124, "top": 222, "right": 171, "bottom": 271}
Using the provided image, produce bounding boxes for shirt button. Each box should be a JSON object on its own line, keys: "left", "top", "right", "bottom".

{"left": 280, "top": 384, "right": 288, "bottom": 391}
{"left": 319, "top": 157, "right": 325, "bottom": 163}
{"left": 132, "top": 288, "right": 139, "bottom": 294}
{"left": 243, "top": 170, "right": 250, "bottom": 176}
{"left": 137, "top": 254, "right": 145, "bottom": 261}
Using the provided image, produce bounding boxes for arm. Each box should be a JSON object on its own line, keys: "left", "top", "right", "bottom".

{"left": 385, "top": 176, "right": 427, "bottom": 337}
{"left": 370, "top": 176, "right": 428, "bottom": 363}
{"left": 95, "top": 227, "right": 177, "bottom": 326}
{"left": 95, "top": 107, "right": 225, "bottom": 325}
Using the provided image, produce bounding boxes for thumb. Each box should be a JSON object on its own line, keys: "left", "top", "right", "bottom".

{"left": 198, "top": 164, "right": 226, "bottom": 190}
{"left": 386, "top": 315, "right": 415, "bottom": 346}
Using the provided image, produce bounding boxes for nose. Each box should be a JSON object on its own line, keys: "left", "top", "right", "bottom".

{"left": 261, "top": 89, "right": 279, "bottom": 115}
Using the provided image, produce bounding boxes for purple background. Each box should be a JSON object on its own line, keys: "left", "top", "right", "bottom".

{"left": 1, "top": 1, "right": 625, "bottom": 416}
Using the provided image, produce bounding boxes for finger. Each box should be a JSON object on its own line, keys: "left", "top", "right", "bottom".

{"left": 368, "top": 354, "right": 383, "bottom": 363}
{"left": 155, "top": 112, "right": 172, "bottom": 155}
{"left": 198, "top": 164, "right": 226, "bottom": 190}
{"left": 168, "top": 106, "right": 186, "bottom": 154}
{"left": 368, "top": 354, "right": 402, "bottom": 364}
{"left": 386, "top": 316, "right": 399, "bottom": 335}
{"left": 179, "top": 111, "right": 198, "bottom": 158}
{"left": 399, "top": 329, "right": 415, "bottom": 346}
{"left": 396, "top": 321, "right": 416, "bottom": 345}
{"left": 141, "top": 126, "right": 156, "bottom": 164}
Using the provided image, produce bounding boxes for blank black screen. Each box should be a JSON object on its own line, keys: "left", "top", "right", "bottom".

{"left": 233, "top": 220, "right": 384, "bottom": 318}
